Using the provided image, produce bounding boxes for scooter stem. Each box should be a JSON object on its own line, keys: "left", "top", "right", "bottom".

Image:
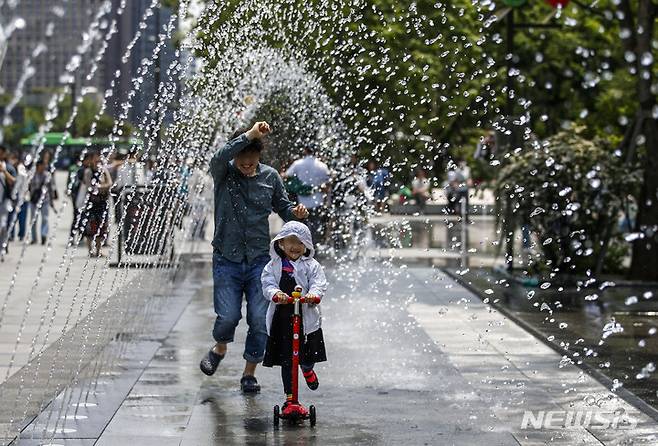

{"left": 291, "top": 286, "right": 303, "bottom": 401}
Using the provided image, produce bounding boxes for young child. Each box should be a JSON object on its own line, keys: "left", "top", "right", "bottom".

{"left": 261, "top": 221, "right": 327, "bottom": 409}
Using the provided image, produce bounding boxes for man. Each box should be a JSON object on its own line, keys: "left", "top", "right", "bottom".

{"left": 285, "top": 145, "right": 330, "bottom": 244}
{"left": 68, "top": 152, "right": 92, "bottom": 239}
{"left": 200, "top": 121, "right": 308, "bottom": 393}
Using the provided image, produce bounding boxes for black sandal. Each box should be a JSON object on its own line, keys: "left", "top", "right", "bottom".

{"left": 199, "top": 349, "right": 224, "bottom": 376}
{"left": 240, "top": 375, "right": 261, "bottom": 393}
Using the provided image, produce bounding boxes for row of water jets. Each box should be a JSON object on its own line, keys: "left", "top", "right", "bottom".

{"left": 0, "top": 0, "right": 640, "bottom": 443}
{"left": 0, "top": 0, "right": 388, "bottom": 442}
{"left": 0, "top": 1, "right": 203, "bottom": 443}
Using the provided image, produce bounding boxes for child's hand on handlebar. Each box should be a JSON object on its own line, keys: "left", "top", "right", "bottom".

{"left": 303, "top": 294, "right": 321, "bottom": 305}
{"left": 273, "top": 291, "right": 291, "bottom": 304}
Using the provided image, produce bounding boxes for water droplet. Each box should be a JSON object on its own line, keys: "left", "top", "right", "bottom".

{"left": 624, "top": 232, "right": 644, "bottom": 242}
{"left": 641, "top": 52, "right": 653, "bottom": 66}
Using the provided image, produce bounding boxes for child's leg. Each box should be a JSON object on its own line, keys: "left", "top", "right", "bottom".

{"left": 281, "top": 364, "right": 293, "bottom": 399}
{"left": 301, "top": 362, "right": 318, "bottom": 390}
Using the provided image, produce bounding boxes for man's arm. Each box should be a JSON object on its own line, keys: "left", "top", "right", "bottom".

{"left": 209, "top": 134, "right": 250, "bottom": 182}
{"left": 210, "top": 122, "right": 272, "bottom": 182}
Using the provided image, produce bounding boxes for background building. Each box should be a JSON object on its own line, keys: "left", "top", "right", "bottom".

{"left": 0, "top": 0, "right": 178, "bottom": 127}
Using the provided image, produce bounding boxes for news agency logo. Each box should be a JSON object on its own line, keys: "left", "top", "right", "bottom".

{"left": 520, "top": 409, "right": 639, "bottom": 430}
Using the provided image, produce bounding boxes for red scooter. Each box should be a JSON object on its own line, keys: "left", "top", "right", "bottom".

{"left": 273, "top": 286, "right": 320, "bottom": 427}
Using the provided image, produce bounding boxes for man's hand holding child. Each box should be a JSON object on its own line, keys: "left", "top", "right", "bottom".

{"left": 292, "top": 204, "right": 309, "bottom": 219}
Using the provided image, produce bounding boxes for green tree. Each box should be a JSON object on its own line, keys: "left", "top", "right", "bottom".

{"left": 191, "top": 0, "right": 657, "bottom": 278}
{"left": 496, "top": 129, "right": 642, "bottom": 276}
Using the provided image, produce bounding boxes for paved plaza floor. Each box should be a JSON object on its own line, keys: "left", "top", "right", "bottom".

{"left": 9, "top": 256, "right": 657, "bottom": 445}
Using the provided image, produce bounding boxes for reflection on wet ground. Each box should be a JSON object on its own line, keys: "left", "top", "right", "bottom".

{"left": 372, "top": 216, "right": 658, "bottom": 414}
{"left": 31, "top": 258, "right": 657, "bottom": 445}
{"left": 95, "top": 265, "right": 519, "bottom": 445}
{"left": 451, "top": 267, "right": 658, "bottom": 413}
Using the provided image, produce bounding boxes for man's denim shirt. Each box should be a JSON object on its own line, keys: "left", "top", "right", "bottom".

{"left": 209, "top": 134, "right": 296, "bottom": 263}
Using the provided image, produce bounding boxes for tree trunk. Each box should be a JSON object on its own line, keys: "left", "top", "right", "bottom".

{"left": 629, "top": 0, "right": 658, "bottom": 280}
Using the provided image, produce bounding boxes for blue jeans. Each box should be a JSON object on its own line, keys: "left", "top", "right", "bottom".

{"left": 212, "top": 253, "right": 270, "bottom": 363}
{"left": 29, "top": 202, "right": 50, "bottom": 242}
{"left": 13, "top": 202, "right": 28, "bottom": 240}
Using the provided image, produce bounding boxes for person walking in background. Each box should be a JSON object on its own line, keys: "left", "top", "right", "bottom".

{"left": 7, "top": 151, "right": 29, "bottom": 243}
{"left": 68, "top": 152, "right": 92, "bottom": 240}
{"left": 474, "top": 130, "right": 496, "bottom": 161}
{"left": 80, "top": 151, "right": 112, "bottom": 257}
{"left": 113, "top": 151, "right": 146, "bottom": 229}
{"left": 0, "top": 146, "right": 17, "bottom": 257}
{"left": 28, "top": 160, "right": 57, "bottom": 245}
{"left": 366, "top": 160, "right": 390, "bottom": 213}
{"left": 445, "top": 159, "right": 470, "bottom": 216}
{"left": 285, "top": 145, "right": 330, "bottom": 245}
{"left": 329, "top": 154, "right": 368, "bottom": 250}
{"left": 411, "top": 168, "right": 431, "bottom": 214}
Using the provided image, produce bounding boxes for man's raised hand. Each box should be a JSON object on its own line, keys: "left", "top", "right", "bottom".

{"left": 246, "top": 121, "right": 271, "bottom": 140}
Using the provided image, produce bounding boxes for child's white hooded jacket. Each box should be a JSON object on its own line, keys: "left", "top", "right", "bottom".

{"left": 261, "top": 221, "right": 327, "bottom": 336}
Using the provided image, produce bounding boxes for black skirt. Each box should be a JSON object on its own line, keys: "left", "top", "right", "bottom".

{"left": 263, "top": 304, "right": 327, "bottom": 367}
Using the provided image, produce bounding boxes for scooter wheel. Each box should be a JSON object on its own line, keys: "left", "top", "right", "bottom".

{"left": 273, "top": 405, "right": 280, "bottom": 427}
{"left": 309, "top": 405, "right": 316, "bottom": 427}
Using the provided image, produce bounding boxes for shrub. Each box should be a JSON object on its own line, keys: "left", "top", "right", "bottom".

{"left": 495, "top": 128, "right": 641, "bottom": 275}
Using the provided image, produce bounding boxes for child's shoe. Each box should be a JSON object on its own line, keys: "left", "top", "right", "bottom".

{"left": 282, "top": 395, "right": 296, "bottom": 416}
{"left": 303, "top": 369, "right": 319, "bottom": 390}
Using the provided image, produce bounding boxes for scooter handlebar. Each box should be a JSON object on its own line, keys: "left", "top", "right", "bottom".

{"left": 274, "top": 288, "right": 321, "bottom": 305}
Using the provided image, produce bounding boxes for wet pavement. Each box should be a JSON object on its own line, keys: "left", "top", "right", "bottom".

{"left": 14, "top": 257, "right": 658, "bottom": 445}
{"left": 450, "top": 267, "right": 658, "bottom": 416}
{"left": 94, "top": 262, "right": 515, "bottom": 446}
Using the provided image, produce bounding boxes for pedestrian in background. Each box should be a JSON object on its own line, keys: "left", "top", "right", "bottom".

{"left": 8, "top": 151, "right": 29, "bottom": 243}
{"left": 285, "top": 145, "right": 330, "bottom": 245}
{"left": 366, "top": 160, "right": 390, "bottom": 213}
{"left": 80, "top": 151, "right": 112, "bottom": 257}
{"left": 0, "top": 146, "right": 17, "bottom": 257}
{"left": 445, "top": 159, "right": 470, "bottom": 216}
{"left": 411, "top": 168, "right": 431, "bottom": 214}
{"left": 68, "top": 152, "right": 92, "bottom": 240}
{"left": 28, "top": 160, "right": 57, "bottom": 245}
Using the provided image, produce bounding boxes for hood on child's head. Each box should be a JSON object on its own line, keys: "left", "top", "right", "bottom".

{"left": 269, "top": 221, "right": 314, "bottom": 259}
